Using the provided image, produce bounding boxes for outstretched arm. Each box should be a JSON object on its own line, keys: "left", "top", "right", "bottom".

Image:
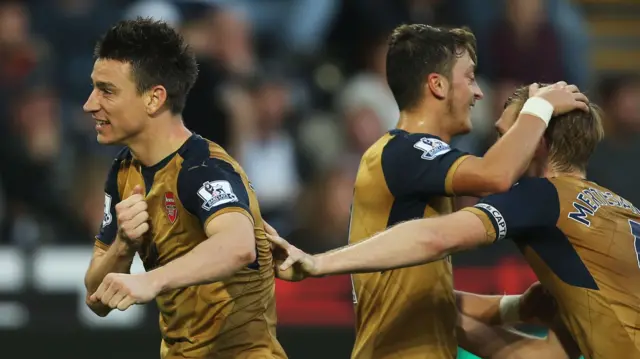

{"left": 311, "top": 210, "right": 489, "bottom": 276}
{"left": 269, "top": 177, "right": 559, "bottom": 279}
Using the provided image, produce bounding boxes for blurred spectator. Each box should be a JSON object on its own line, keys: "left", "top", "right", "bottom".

{"left": 487, "top": 0, "right": 565, "bottom": 116}
{"left": 0, "top": 1, "right": 51, "bottom": 96}
{"left": 2, "top": 86, "right": 90, "bottom": 245}
{"left": 124, "top": 0, "right": 181, "bottom": 28}
{"left": 181, "top": 5, "right": 256, "bottom": 154}
{"left": 336, "top": 31, "right": 399, "bottom": 131}
{"left": 29, "top": 0, "right": 120, "bottom": 105}
{"left": 289, "top": 161, "right": 357, "bottom": 253}
{"left": 462, "top": 0, "right": 589, "bottom": 88}
{"left": 240, "top": 77, "right": 301, "bottom": 232}
{"left": 588, "top": 74, "right": 640, "bottom": 205}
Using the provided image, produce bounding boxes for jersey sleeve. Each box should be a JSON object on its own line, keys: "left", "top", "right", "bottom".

{"left": 178, "top": 157, "right": 253, "bottom": 231}
{"left": 381, "top": 133, "right": 470, "bottom": 197}
{"left": 460, "top": 177, "right": 561, "bottom": 242}
{"left": 95, "top": 158, "right": 122, "bottom": 250}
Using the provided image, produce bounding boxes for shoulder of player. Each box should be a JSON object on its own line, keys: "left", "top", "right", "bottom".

{"left": 480, "top": 177, "right": 560, "bottom": 207}
{"left": 104, "top": 147, "right": 132, "bottom": 198}
{"left": 176, "top": 137, "right": 245, "bottom": 193}
{"left": 383, "top": 130, "right": 452, "bottom": 159}
{"left": 509, "top": 177, "right": 558, "bottom": 195}
{"left": 177, "top": 134, "right": 240, "bottom": 170}
{"left": 110, "top": 146, "right": 133, "bottom": 170}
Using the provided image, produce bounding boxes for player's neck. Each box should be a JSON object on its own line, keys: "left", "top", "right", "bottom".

{"left": 544, "top": 162, "right": 586, "bottom": 180}
{"left": 396, "top": 104, "right": 452, "bottom": 143}
{"left": 127, "top": 115, "right": 192, "bottom": 167}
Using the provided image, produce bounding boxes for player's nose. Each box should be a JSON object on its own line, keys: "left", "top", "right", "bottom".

{"left": 473, "top": 84, "right": 484, "bottom": 100}
{"left": 83, "top": 89, "right": 100, "bottom": 113}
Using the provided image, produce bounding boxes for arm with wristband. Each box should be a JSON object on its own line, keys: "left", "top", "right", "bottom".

{"left": 447, "top": 81, "right": 589, "bottom": 196}
{"left": 456, "top": 281, "right": 556, "bottom": 327}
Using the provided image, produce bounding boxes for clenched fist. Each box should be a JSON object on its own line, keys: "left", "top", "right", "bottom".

{"left": 89, "top": 272, "right": 159, "bottom": 311}
{"left": 116, "top": 185, "right": 149, "bottom": 249}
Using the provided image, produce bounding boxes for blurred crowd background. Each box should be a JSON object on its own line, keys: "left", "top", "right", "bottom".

{"left": 0, "top": 0, "right": 638, "bottom": 357}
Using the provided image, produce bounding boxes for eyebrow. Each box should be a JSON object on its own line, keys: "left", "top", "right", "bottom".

{"left": 94, "top": 81, "right": 117, "bottom": 91}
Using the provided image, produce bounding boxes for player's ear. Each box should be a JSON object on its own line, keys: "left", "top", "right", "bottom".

{"left": 145, "top": 85, "right": 168, "bottom": 115}
{"left": 426, "top": 73, "right": 448, "bottom": 100}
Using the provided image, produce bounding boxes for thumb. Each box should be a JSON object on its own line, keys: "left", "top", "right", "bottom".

{"left": 131, "top": 185, "right": 144, "bottom": 196}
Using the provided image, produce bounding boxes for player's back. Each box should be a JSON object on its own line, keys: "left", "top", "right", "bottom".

{"left": 513, "top": 177, "right": 640, "bottom": 359}
{"left": 349, "top": 129, "right": 471, "bottom": 359}
{"left": 97, "top": 135, "right": 286, "bottom": 359}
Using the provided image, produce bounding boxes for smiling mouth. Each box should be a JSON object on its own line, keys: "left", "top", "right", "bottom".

{"left": 95, "top": 119, "right": 111, "bottom": 128}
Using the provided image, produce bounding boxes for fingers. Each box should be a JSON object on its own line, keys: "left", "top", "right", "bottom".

{"left": 528, "top": 82, "right": 540, "bottom": 97}
{"left": 116, "top": 296, "right": 137, "bottom": 311}
{"left": 266, "top": 234, "right": 290, "bottom": 250}
{"left": 129, "top": 210, "right": 150, "bottom": 227}
{"left": 91, "top": 275, "right": 137, "bottom": 312}
{"left": 91, "top": 279, "right": 111, "bottom": 303}
{"left": 99, "top": 282, "right": 118, "bottom": 306}
{"left": 117, "top": 201, "right": 148, "bottom": 222}
{"left": 279, "top": 256, "right": 298, "bottom": 271}
{"left": 263, "top": 221, "right": 279, "bottom": 237}
{"left": 126, "top": 222, "right": 150, "bottom": 240}
{"left": 116, "top": 194, "right": 145, "bottom": 212}
{"left": 565, "top": 84, "right": 579, "bottom": 93}
{"left": 569, "top": 92, "right": 590, "bottom": 112}
{"left": 108, "top": 290, "right": 128, "bottom": 308}
{"left": 117, "top": 200, "right": 149, "bottom": 240}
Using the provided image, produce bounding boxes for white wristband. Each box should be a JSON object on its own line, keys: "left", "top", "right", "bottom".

{"left": 499, "top": 295, "right": 521, "bottom": 324}
{"left": 519, "top": 97, "right": 554, "bottom": 126}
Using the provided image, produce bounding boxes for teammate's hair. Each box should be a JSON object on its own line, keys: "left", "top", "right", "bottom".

{"left": 94, "top": 17, "right": 198, "bottom": 114}
{"left": 386, "top": 24, "right": 477, "bottom": 111}
{"left": 504, "top": 85, "right": 605, "bottom": 173}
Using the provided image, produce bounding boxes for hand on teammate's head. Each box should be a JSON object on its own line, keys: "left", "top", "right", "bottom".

{"left": 529, "top": 81, "right": 590, "bottom": 114}
{"left": 115, "top": 184, "right": 150, "bottom": 248}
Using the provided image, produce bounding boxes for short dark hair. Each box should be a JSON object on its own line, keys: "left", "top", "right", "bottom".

{"left": 94, "top": 17, "right": 198, "bottom": 114}
{"left": 386, "top": 24, "right": 477, "bottom": 111}
{"left": 505, "top": 85, "right": 605, "bottom": 173}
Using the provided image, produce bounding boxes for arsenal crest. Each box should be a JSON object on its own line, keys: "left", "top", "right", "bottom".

{"left": 164, "top": 192, "right": 178, "bottom": 224}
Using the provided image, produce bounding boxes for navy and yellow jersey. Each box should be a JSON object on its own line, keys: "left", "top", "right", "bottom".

{"left": 463, "top": 176, "right": 640, "bottom": 359}
{"left": 96, "top": 135, "right": 286, "bottom": 359}
{"left": 349, "top": 129, "right": 470, "bottom": 359}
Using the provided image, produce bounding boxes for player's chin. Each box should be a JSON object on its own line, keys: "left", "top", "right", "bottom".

{"left": 96, "top": 133, "right": 121, "bottom": 145}
{"left": 458, "top": 117, "right": 473, "bottom": 134}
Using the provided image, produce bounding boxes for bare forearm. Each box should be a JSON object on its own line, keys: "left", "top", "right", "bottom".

{"left": 84, "top": 239, "right": 136, "bottom": 316}
{"left": 456, "top": 291, "right": 503, "bottom": 325}
{"left": 315, "top": 220, "right": 445, "bottom": 276}
{"left": 483, "top": 114, "right": 546, "bottom": 187}
{"left": 148, "top": 235, "right": 254, "bottom": 293}
{"left": 457, "top": 314, "right": 572, "bottom": 359}
{"left": 458, "top": 314, "right": 536, "bottom": 358}
{"left": 84, "top": 240, "right": 136, "bottom": 293}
